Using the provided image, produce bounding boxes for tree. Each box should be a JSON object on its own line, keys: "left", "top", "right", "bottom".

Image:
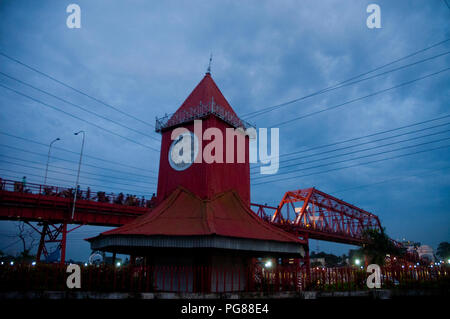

{"left": 436, "top": 242, "right": 450, "bottom": 260}
{"left": 361, "top": 228, "right": 403, "bottom": 265}
{"left": 16, "top": 222, "right": 37, "bottom": 262}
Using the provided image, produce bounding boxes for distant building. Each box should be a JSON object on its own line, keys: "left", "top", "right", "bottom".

{"left": 310, "top": 257, "right": 325, "bottom": 266}
{"left": 402, "top": 239, "right": 435, "bottom": 262}
{"left": 416, "top": 245, "right": 434, "bottom": 262}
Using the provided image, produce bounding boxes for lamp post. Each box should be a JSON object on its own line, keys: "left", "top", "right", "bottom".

{"left": 44, "top": 138, "right": 61, "bottom": 185}
{"left": 71, "top": 130, "right": 85, "bottom": 220}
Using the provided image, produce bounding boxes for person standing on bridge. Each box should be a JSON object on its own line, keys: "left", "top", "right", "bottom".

{"left": 22, "top": 176, "right": 27, "bottom": 192}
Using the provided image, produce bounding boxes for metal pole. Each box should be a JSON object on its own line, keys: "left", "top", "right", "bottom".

{"left": 44, "top": 138, "right": 60, "bottom": 185}
{"left": 71, "top": 131, "right": 85, "bottom": 220}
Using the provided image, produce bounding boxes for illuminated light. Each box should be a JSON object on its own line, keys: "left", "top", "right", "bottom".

{"left": 401, "top": 265, "right": 405, "bottom": 269}
{"left": 264, "top": 260, "right": 272, "bottom": 268}
{"left": 360, "top": 266, "right": 363, "bottom": 269}
{"left": 84, "top": 263, "right": 88, "bottom": 267}
{"left": 448, "top": 259, "right": 450, "bottom": 264}
{"left": 10, "top": 261, "right": 14, "bottom": 266}
{"left": 31, "top": 261, "right": 36, "bottom": 266}
{"left": 355, "top": 259, "right": 361, "bottom": 266}
{"left": 1, "top": 262, "right": 3, "bottom": 265}
{"left": 416, "top": 263, "right": 419, "bottom": 266}
{"left": 116, "top": 262, "right": 121, "bottom": 267}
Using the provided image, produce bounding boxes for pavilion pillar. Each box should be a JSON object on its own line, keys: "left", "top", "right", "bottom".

{"left": 304, "top": 236, "right": 311, "bottom": 285}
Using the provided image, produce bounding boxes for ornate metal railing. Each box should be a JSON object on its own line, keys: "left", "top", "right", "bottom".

{"left": 155, "top": 101, "right": 255, "bottom": 132}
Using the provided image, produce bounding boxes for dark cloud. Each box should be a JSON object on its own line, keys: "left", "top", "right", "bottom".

{"left": 0, "top": 0, "right": 449, "bottom": 260}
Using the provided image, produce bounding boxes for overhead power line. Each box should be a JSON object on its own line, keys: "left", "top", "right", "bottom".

{"left": 242, "top": 38, "right": 450, "bottom": 118}
{"left": 251, "top": 114, "right": 450, "bottom": 170}
{"left": 0, "top": 159, "right": 155, "bottom": 189}
{"left": 0, "top": 83, "right": 159, "bottom": 152}
{"left": 253, "top": 131, "right": 450, "bottom": 179}
{"left": 251, "top": 122, "right": 450, "bottom": 172}
{"left": 0, "top": 51, "right": 157, "bottom": 129}
{"left": 0, "top": 131, "right": 158, "bottom": 174}
{"left": 0, "top": 143, "right": 157, "bottom": 180}
{"left": 330, "top": 165, "right": 450, "bottom": 195}
{"left": 0, "top": 71, "right": 160, "bottom": 142}
{"left": 270, "top": 67, "right": 450, "bottom": 127}
{"left": 0, "top": 155, "right": 156, "bottom": 185}
{"left": 443, "top": 0, "right": 450, "bottom": 11}
{"left": 252, "top": 144, "right": 450, "bottom": 186}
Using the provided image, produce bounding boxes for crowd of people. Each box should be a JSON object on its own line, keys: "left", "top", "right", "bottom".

{"left": 0, "top": 176, "right": 156, "bottom": 209}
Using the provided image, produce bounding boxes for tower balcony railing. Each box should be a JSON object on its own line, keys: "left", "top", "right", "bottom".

{"left": 155, "top": 101, "right": 255, "bottom": 132}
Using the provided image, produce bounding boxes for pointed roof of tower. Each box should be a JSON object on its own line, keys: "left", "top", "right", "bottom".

{"left": 157, "top": 73, "right": 247, "bottom": 131}
{"left": 176, "top": 72, "right": 238, "bottom": 118}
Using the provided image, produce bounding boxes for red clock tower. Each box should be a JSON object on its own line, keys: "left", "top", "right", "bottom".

{"left": 155, "top": 71, "right": 251, "bottom": 206}
{"left": 88, "top": 70, "right": 305, "bottom": 293}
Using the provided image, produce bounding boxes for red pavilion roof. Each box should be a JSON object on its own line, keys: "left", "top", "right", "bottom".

{"left": 97, "top": 187, "right": 302, "bottom": 244}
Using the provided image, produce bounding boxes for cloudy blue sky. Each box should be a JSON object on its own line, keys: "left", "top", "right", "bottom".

{"left": 0, "top": 0, "right": 449, "bottom": 262}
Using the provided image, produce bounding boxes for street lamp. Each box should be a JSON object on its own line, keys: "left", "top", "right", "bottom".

{"left": 71, "top": 130, "right": 85, "bottom": 220}
{"left": 44, "top": 138, "right": 61, "bottom": 185}
{"left": 355, "top": 259, "right": 361, "bottom": 266}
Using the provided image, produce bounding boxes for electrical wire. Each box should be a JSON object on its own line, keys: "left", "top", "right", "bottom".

{"left": 330, "top": 165, "right": 450, "bottom": 195}
{"left": 0, "top": 51, "right": 157, "bottom": 129}
{"left": 0, "top": 143, "right": 157, "bottom": 179}
{"left": 253, "top": 135, "right": 450, "bottom": 181}
{"left": 270, "top": 67, "right": 450, "bottom": 127}
{"left": 0, "top": 83, "right": 159, "bottom": 152}
{"left": 0, "top": 71, "right": 160, "bottom": 142}
{"left": 0, "top": 154, "right": 155, "bottom": 184}
{"left": 0, "top": 131, "right": 158, "bottom": 174}
{"left": 0, "top": 159, "right": 156, "bottom": 188}
{"left": 241, "top": 38, "right": 450, "bottom": 118}
{"left": 252, "top": 144, "right": 450, "bottom": 186}
{"left": 250, "top": 114, "right": 450, "bottom": 170}
{"left": 251, "top": 124, "right": 450, "bottom": 172}
{"left": 243, "top": 49, "right": 450, "bottom": 119}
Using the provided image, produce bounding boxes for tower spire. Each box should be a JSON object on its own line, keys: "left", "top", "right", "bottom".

{"left": 206, "top": 53, "right": 213, "bottom": 74}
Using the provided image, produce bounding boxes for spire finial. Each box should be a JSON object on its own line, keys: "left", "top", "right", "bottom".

{"left": 206, "top": 53, "right": 213, "bottom": 74}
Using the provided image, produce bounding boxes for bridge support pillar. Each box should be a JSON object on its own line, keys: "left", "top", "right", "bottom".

{"left": 60, "top": 223, "right": 67, "bottom": 265}
{"left": 36, "top": 222, "right": 49, "bottom": 262}
{"left": 30, "top": 221, "right": 81, "bottom": 265}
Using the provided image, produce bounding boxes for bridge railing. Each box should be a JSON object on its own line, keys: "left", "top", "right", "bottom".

{"left": 0, "top": 178, "right": 155, "bottom": 208}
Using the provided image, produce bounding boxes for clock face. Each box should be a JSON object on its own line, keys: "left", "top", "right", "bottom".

{"left": 168, "top": 131, "right": 199, "bottom": 171}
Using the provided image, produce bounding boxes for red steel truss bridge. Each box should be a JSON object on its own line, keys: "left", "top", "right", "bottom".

{"left": 0, "top": 178, "right": 407, "bottom": 264}
{"left": 250, "top": 188, "right": 382, "bottom": 246}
